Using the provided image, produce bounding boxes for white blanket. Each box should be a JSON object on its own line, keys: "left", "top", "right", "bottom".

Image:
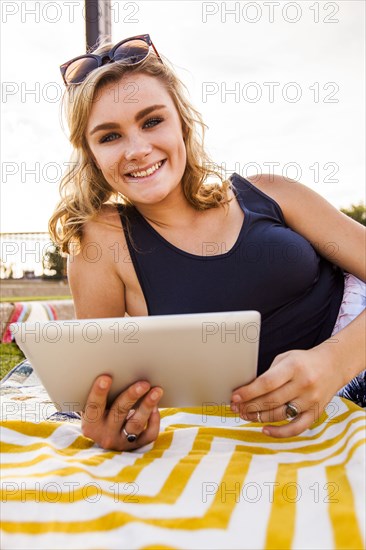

{"left": 1, "top": 363, "right": 365, "bottom": 550}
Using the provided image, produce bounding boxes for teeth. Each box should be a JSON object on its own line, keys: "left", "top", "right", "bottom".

{"left": 130, "top": 161, "right": 163, "bottom": 178}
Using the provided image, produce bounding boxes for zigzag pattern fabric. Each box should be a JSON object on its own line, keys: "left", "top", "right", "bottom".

{"left": 1, "top": 396, "right": 365, "bottom": 550}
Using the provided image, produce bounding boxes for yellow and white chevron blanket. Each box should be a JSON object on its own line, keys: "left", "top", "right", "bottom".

{"left": 1, "top": 366, "right": 365, "bottom": 550}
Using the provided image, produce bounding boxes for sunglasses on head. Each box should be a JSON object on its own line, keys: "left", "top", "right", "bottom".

{"left": 60, "top": 34, "right": 162, "bottom": 87}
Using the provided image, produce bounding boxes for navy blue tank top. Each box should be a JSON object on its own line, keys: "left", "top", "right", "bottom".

{"left": 118, "top": 173, "right": 344, "bottom": 375}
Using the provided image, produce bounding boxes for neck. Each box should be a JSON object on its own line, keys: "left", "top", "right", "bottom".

{"left": 132, "top": 186, "right": 200, "bottom": 229}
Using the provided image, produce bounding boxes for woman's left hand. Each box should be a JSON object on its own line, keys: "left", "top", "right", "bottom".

{"left": 230, "top": 345, "right": 345, "bottom": 438}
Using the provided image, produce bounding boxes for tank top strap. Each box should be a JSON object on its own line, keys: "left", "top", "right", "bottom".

{"left": 229, "top": 173, "right": 286, "bottom": 225}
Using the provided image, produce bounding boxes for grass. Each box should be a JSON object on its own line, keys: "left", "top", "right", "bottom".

{"left": 1, "top": 295, "right": 72, "bottom": 378}
{"left": 0, "top": 343, "right": 25, "bottom": 379}
{"left": 0, "top": 295, "right": 72, "bottom": 303}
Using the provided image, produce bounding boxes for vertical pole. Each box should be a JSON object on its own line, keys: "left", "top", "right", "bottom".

{"left": 99, "top": 0, "right": 112, "bottom": 41}
{"left": 85, "top": 0, "right": 111, "bottom": 52}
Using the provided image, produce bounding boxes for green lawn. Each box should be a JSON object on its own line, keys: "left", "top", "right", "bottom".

{"left": 0, "top": 295, "right": 72, "bottom": 303}
{"left": 0, "top": 343, "right": 25, "bottom": 379}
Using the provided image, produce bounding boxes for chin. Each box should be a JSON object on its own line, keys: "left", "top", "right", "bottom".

{"left": 137, "top": 181, "right": 183, "bottom": 203}
{"left": 138, "top": 192, "right": 171, "bottom": 205}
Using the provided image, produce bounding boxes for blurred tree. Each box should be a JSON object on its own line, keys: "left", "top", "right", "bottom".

{"left": 42, "top": 243, "right": 67, "bottom": 279}
{"left": 340, "top": 202, "right": 366, "bottom": 226}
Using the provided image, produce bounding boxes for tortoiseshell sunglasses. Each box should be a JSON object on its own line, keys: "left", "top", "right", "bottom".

{"left": 60, "top": 34, "right": 162, "bottom": 86}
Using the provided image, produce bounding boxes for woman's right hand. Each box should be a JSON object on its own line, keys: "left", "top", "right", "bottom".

{"left": 81, "top": 375, "right": 164, "bottom": 451}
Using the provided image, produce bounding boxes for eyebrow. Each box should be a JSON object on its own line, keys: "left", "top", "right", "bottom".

{"left": 89, "top": 104, "right": 167, "bottom": 136}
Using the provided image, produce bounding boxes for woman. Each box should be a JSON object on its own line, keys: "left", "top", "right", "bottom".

{"left": 50, "top": 34, "right": 365, "bottom": 451}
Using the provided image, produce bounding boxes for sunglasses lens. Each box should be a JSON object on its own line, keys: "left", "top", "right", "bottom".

{"left": 62, "top": 37, "right": 159, "bottom": 86}
{"left": 64, "top": 57, "right": 99, "bottom": 85}
{"left": 114, "top": 39, "right": 150, "bottom": 64}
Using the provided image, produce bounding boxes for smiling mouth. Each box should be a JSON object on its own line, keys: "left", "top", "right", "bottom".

{"left": 127, "top": 159, "right": 166, "bottom": 179}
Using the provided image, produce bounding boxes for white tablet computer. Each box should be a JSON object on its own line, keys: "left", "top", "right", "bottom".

{"left": 11, "top": 310, "right": 260, "bottom": 411}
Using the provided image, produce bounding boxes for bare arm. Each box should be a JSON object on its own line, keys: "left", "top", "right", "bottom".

{"left": 67, "top": 207, "right": 163, "bottom": 450}
{"left": 67, "top": 207, "right": 126, "bottom": 319}
{"left": 232, "top": 174, "right": 366, "bottom": 437}
{"left": 249, "top": 174, "right": 366, "bottom": 379}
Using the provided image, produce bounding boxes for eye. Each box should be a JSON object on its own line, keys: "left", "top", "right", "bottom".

{"left": 99, "top": 132, "right": 120, "bottom": 144}
{"left": 143, "top": 117, "right": 163, "bottom": 129}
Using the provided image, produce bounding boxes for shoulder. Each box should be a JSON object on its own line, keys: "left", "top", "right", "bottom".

{"left": 245, "top": 173, "right": 366, "bottom": 280}
{"left": 245, "top": 173, "right": 331, "bottom": 224}
{"left": 244, "top": 171, "right": 345, "bottom": 229}
{"left": 70, "top": 204, "right": 129, "bottom": 269}
{"left": 245, "top": 173, "right": 304, "bottom": 209}
{"left": 81, "top": 204, "right": 122, "bottom": 244}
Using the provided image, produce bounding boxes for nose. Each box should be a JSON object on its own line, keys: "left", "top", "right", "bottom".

{"left": 123, "top": 134, "right": 153, "bottom": 164}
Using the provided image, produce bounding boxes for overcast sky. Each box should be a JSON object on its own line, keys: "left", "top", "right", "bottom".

{"left": 1, "top": 0, "right": 365, "bottom": 233}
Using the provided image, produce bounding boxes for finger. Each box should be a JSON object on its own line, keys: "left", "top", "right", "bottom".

{"left": 233, "top": 383, "right": 302, "bottom": 420}
{"left": 82, "top": 375, "right": 112, "bottom": 426}
{"left": 93, "top": 403, "right": 142, "bottom": 452}
{"left": 231, "top": 358, "right": 292, "bottom": 403}
{"left": 127, "top": 406, "right": 161, "bottom": 449}
{"left": 243, "top": 399, "right": 305, "bottom": 424}
{"left": 107, "top": 380, "right": 151, "bottom": 430}
{"left": 123, "top": 387, "right": 163, "bottom": 437}
{"left": 262, "top": 409, "right": 320, "bottom": 438}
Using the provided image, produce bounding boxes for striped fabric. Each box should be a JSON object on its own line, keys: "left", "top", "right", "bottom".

{"left": 1, "top": 396, "right": 365, "bottom": 550}
{"left": 2, "top": 302, "right": 57, "bottom": 343}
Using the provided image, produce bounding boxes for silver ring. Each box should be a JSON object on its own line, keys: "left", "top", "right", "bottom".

{"left": 285, "top": 402, "right": 299, "bottom": 420}
{"left": 256, "top": 411, "right": 262, "bottom": 423}
{"left": 123, "top": 427, "right": 138, "bottom": 443}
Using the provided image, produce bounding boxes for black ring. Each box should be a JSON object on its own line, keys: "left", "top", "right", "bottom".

{"left": 285, "top": 402, "right": 299, "bottom": 420}
{"left": 123, "top": 428, "right": 138, "bottom": 443}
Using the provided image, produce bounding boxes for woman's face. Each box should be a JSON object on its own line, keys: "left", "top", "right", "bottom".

{"left": 86, "top": 73, "right": 187, "bottom": 207}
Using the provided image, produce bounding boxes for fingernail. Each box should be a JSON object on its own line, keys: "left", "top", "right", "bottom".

{"left": 232, "top": 394, "right": 241, "bottom": 403}
{"left": 135, "top": 382, "right": 148, "bottom": 395}
{"left": 231, "top": 403, "right": 239, "bottom": 413}
{"left": 263, "top": 428, "right": 271, "bottom": 436}
{"left": 99, "top": 378, "right": 109, "bottom": 390}
{"left": 153, "top": 406, "right": 158, "bottom": 413}
{"left": 150, "top": 389, "right": 162, "bottom": 401}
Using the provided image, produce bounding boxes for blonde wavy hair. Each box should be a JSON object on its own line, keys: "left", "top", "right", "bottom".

{"left": 49, "top": 42, "right": 232, "bottom": 253}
